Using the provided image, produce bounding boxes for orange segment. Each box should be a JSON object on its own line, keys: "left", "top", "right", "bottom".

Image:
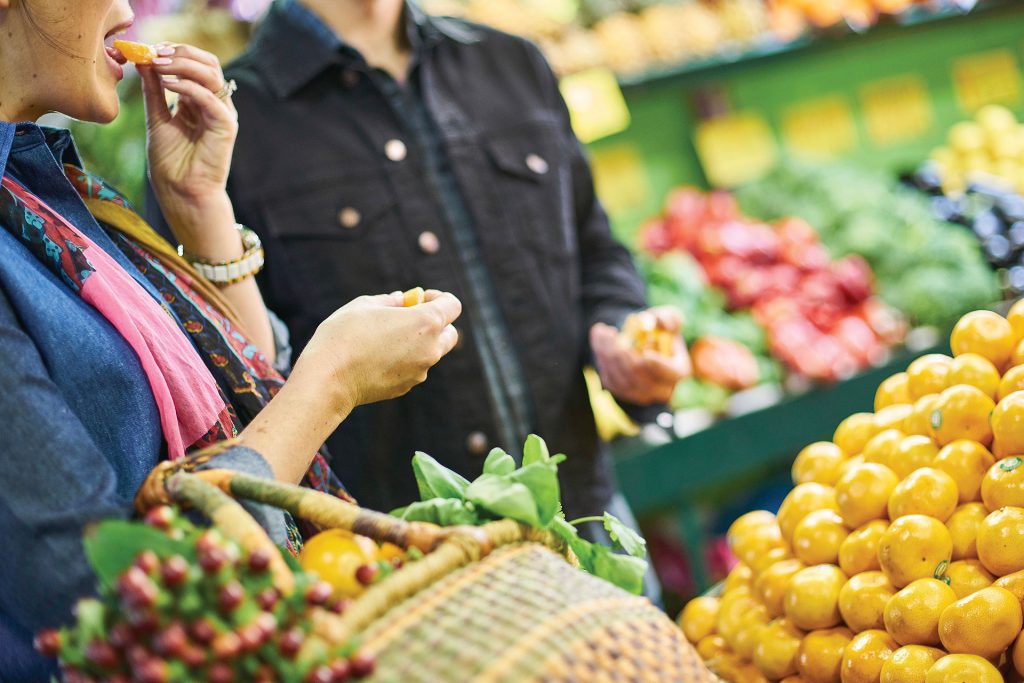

{"left": 112, "top": 39, "right": 156, "bottom": 65}
{"left": 402, "top": 287, "right": 426, "bottom": 307}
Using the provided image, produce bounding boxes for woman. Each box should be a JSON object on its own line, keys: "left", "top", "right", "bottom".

{"left": 0, "top": 0, "right": 462, "bottom": 679}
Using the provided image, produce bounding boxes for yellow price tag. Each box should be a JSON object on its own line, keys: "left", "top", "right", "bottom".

{"left": 953, "top": 49, "right": 1023, "bottom": 112}
{"left": 861, "top": 75, "right": 934, "bottom": 146}
{"left": 590, "top": 145, "right": 650, "bottom": 216}
{"left": 560, "top": 68, "right": 632, "bottom": 144}
{"left": 780, "top": 95, "right": 858, "bottom": 160}
{"left": 694, "top": 112, "right": 778, "bottom": 188}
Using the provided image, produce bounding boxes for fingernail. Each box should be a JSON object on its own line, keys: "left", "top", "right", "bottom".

{"left": 161, "top": 74, "right": 179, "bottom": 83}
{"left": 152, "top": 57, "right": 173, "bottom": 65}
{"left": 156, "top": 45, "right": 176, "bottom": 57}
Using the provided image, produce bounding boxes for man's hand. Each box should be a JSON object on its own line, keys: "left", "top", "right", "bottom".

{"left": 590, "top": 306, "right": 691, "bottom": 406}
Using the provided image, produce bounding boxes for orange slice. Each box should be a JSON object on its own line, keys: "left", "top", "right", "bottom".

{"left": 113, "top": 39, "right": 157, "bottom": 65}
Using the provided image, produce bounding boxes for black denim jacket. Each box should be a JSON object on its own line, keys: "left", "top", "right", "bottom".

{"left": 216, "top": 1, "right": 650, "bottom": 518}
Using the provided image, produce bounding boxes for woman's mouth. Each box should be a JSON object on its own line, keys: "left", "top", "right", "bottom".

{"left": 102, "top": 17, "right": 133, "bottom": 80}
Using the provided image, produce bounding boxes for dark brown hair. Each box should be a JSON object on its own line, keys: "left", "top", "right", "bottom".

{"left": 18, "top": 0, "right": 82, "bottom": 58}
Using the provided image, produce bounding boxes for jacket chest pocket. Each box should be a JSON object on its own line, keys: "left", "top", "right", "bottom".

{"left": 259, "top": 178, "right": 402, "bottom": 306}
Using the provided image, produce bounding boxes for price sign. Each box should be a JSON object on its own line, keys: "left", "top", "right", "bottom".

{"left": 780, "top": 95, "right": 858, "bottom": 159}
{"left": 861, "top": 75, "right": 934, "bottom": 146}
{"left": 952, "top": 49, "right": 1023, "bottom": 112}
{"left": 560, "top": 68, "right": 632, "bottom": 144}
{"left": 590, "top": 145, "right": 650, "bottom": 216}
{"left": 694, "top": 112, "right": 778, "bottom": 188}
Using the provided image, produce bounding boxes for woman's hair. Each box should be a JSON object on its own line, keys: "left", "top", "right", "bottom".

{"left": 17, "top": 0, "right": 82, "bottom": 58}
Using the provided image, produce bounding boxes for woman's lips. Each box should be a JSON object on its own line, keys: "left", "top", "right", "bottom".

{"left": 105, "top": 45, "right": 127, "bottom": 80}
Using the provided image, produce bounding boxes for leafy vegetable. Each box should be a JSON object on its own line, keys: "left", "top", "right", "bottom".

{"left": 602, "top": 512, "right": 647, "bottom": 558}
{"left": 465, "top": 476, "right": 542, "bottom": 527}
{"left": 83, "top": 520, "right": 190, "bottom": 590}
{"left": 483, "top": 448, "right": 516, "bottom": 476}
{"left": 391, "top": 499, "right": 480, "bottom": 526}
{"left": 411, "top": 451, "right": 470, "bottom": 500}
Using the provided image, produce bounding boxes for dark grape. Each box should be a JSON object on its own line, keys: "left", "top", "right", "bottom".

{"left": 247, "top": 548, "right": 272, "bottom": 573}
{"left": 108, "top": 622, "right": 136, "bottom": 648}
{"left": 134, "top": 550, "right": 160, "bottom": 575}
{"left": 154, "top": 622, "right": 187, "bottom": 658}
{"left": 218, "top": 580, "right": 245, "bottom": 612}
{"left": 355, "top": 565, "right": 378, "bottom": 586}
{"left": 973, "top": 211, "right": 1003, "bottom": 240}
{"left": 329, "top": 659, "right": 352, "bottom": 682}
{"left": 256, "top": 587, "right": 279, "bottom": 611}
{"left": 328, "top": 597, "right": 352, "bottom": 615}
{"left": 33, "top": 629, "right": 62, "bottom": 657}
{"left": 305, "top": 581, "right": 332, "bottom": 606}
{"left": 189, "top": 617, "right": 217, "bottom": 644}
{"left": 144, "top": 506, "right": 174, "bottom": 530}
{"left": 986, "top": 234, "right": 1013, "bottom": 265}
{"left": 117, "top": 567, "right": 158, "bottom": 609}
{"left": 278, "top": 628, "right": 304, "bottom": 658}
{"left": 306, "top": 665, "right": 334, "bottom": 683}
{"left": 160, "top": 555, "right": 189, "bottom": 588}
{"left": 350, "top": 652, "right": 376, "bottom": 678}
{"left": 199, "top": 546, "right": 228, "bottom": 574}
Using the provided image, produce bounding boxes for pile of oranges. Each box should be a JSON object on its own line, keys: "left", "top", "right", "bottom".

{"left": 679, "top": 303, "right": 1024, "bottom": 682}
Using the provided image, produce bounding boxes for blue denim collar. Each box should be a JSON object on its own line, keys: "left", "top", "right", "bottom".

{"left": 0, "top": 122, "right": 15, "bottom": 178}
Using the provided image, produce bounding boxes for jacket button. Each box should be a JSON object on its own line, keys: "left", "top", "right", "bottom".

{"left": 340, "top": 70, "right": 360, "bottom": 88}
{"left": 525, "top": 153, "right": 549, "bottom": 175}
{"left": 337, "top": 207, "right": 361, "bottom": 229}
{"left": 466, "top": 431, "right": 489, "bottom": 456}
{"left": 418, "top": 231, "right": 440, "bottom": 255}
{"left": 385, "top": 139, "right": 408, "bottom": 162}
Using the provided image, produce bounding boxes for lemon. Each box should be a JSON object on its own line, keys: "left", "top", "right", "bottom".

{"left": 937, "top": 586, "right": 1022, "bottom": 659}
{"left": 785, "top": 564, "right": 847, "bottom": 631}
{"left": 883, "top": 578, "right": 957, "bottom": 646}
{"left": 950, "top": 311, "right": 1014, "bottom": 369}
{"left": 944, "top": 559, "right": 994, "bottom": 599}
{"left": 840, "top": 520, "right": 889, "bottom": 576}
{"left": 794, "top": 442, "right": 849, "bottom": 486}
{"left": 839, "top": 570, "right": 896, "bottom": 633}
{"left": 879, "top": 515, "right": 953, "bottom": 588}
{"left": 836, "top": 463, "right": 899, "bottom": 529}
{"left": 841, "top": 629, "right": 899, "bottom": 683}
{"left": 933, "top": 441, "right": 995, "bottom": 504}
{"left": 778, "top": 483, "right": 839, "bottom": 545}
{"left": 679, "top": 595, "right": 720, "bottom": 643}
{"left": 977, "top": 506, "right": 1024, "bottom": 576}
{"left": 797, "top": 626, "right": 853, "bottom": 683}
{"left": 945, "top": 503, "right": 987, "bottom": 560}
{"left": 754, "top": 618, "right": 804, "bottom": 680}
{"left": 931, "top": 385, "right": 995, "bottom": 447}
{"left": 835, "top": 413, "right": 881, "bottom": 457}
{"left": 924, "top": 654, "right": 1002, "bottom": 683}
{"left": 756, "top": 558, "right": 806, "bottom": 618}
{"left": 907, "top": 356, "right": 952, "bottom": 401}
{"left": 876, "top": 373, "right": 912, "bottom": 411}
{"left": 887, "top": 468, "right": 959, "bottom": 522}
{"left": 879, "top": 645, "right": 945, "bottom": 683}
{"left": 981, "top": 455, "right": 1024, "bottom": 510}
{"left": 794, "top": 509, "right": 849, "bottom": 566}
{"left": 863, "top": 429, "right": 907, "bottom": 468}
{"left": 948, "top": 353, "right": 1001, "bottom": 400}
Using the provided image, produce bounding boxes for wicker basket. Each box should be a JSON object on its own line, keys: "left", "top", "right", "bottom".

{"left": 136, "top": 458, "right": 716, "bottom": 683}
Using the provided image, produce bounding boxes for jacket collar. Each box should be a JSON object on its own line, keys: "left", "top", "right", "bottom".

{"left": 0, "top": 123, "right": 14, "bottom": 179}
{"left": 250, "top": 0, "right": 479, "bottom": 100}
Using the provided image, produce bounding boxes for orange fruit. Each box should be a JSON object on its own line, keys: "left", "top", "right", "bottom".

{"left": 907, "top": 355, "right": 952, "bottom": 400}
{"left": 718, "top": 591, "right": 760, "bottom": 647}
{"left": 725, "top": 562, "right": 755, "bottom": 594}
{"left": 977, "top": 506, "right": 1024, "bottom": 575}
{"left": 933, "top": 441, "right": 995, "bottom": 504}
{"left": 734, "top": 661, "right": 772, "bottom": 683}
{"left": 839, "top": 570, "right": 896, "bottom": 633}
{"left": 982, "top": 456, "right": 1024, "bottom": 510}
{"left": 841, "top": 629, "right": 899, "bottom": 683}
{"left": 1013, "top": 338, "right": 1024, "bottom": 368}
{"left": 879, "top": 516, "right": 953, "bottom": 588}
{"left": 883, "top": 578, "right": 957, "bottom": 646}
{"left": 729, "top": 510, "right": 779, "bottom": 542}
{"left": 754, "top": 618, "right": 804, "bottom": 680}
{"left": 730, "top": 512, "right": 787, "bottom": 567}
{"left": 863, "top": 429, "right": 906, "bottom": 468}
{"left": 999, "top": 364, "right": 1024, "bottom": 401}
{"left": 793, "top": 510, "right": 850, "bottom": 566}
{"left": 734, "top": 602, "right": 773, "bottom": 660}
{"left": 111, "top": 39, "right": 156, "bottom": 65}
{"left": 750, "top": 546, "right": 796, "bottom": 575}
{"left": 840, "top": 520, "right": 889, "bottom": 576}
{"left": 993, "top": 569, "right": 1024, "bottom": 606}
{"left": 839, "top": 454, "right": 867, "bottom": 480}
{"left": 945, "top": 503, "right": 987, "bottom": 560}
{"left": 990, "top": 391, "right": 1024, "bottom": 456}
{"left": 937, "top": 586, "right": 1022, "bottom": 658}
{"left": 889, "top": 435, "right": 939, "bottom": 479}
{"left": 879, "top": 645, "right": 945, "bottom": 683}
{"left": 924, "top": 654, "right": 1003, "bottom": 683}
{"left": 778, "top": 484, "right": 839, "bottom": 545}
{"left": 836, "top": 463, "right": 899, "bottom": 529}
{"left": 299, "top": 529, "right": 377, "bottom": 599}
{"left": 794, "top": 442, "right": 849, "bottom": 486}
{"left": 876, "top": 404, "right": 914, "bottom": 433}
{"left": 1012, "top": 629, "right": 1024, "bottom": 677}
{"left": 1009, "top": 299, "right": 1024, "bottom": 342}
{"left": 835, "top": 413, "right": 882, "bottom": 457}
{"left": 876, "top": 373, "right": 912, "bottom": 411}
{"left": 680, "top": 596, "right": 721, "bottom": 643}
{"left": 757, "top": 558, "right": 807, "bottom": 618}
{"left": 944, "top": 559, "right": 994, "bottom": 599}
{"left": 931, "top": 385, "right": 995, "bottom": 447}
{"left": 904, "top": 394, "right": 942, "bottom": 439}
{"left": 785, "top": 564, "right": 847, "bottom": 631}
{"left": 798, "top": 627, "right": 854, "bottom": 683}
{"left": 696, "top": 633, "right": 729, "bottom": 660}
{"left": 887, "top": 468, "right": 959, "bottom": 522}
{"left": 950, "top": 310, "right": 1014, "bottom": 369}
{"left": 948, "top": 353, "right": 1001, "bottom": 400}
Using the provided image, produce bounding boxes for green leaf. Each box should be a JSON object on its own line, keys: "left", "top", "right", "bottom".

{"left": 394, "top": 499, "right": 479, "bottom": 526}
{"left": 464, "top": 475, "right": 541, "bottom": 527}
{"left": 591, "top": 546, "right": 648, "bottom": 595}
{"left": 411, "top": 452, "right": 470, "bottom": 501}
{"left": 550, "top": 517, "right": 594, "bottom": 569}
{"left": 603, "top": 513, "right": 647, "bottom": 558}
{"left": 83, "top": 520, "right": 189, "bottom": 590}
{"left": 522, "top": 434, "right": 550, "bottom": 466}
{"left": 483, "top": 448, "right": 516, "bottom": 476}
{"left": 72, "top": 598, "right": 107, "bottom": 642}
{"left": 507, "top": 462, "right": 561, "bottom": 526}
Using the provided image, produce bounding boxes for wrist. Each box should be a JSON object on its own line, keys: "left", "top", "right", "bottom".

{"left": 290, "top": 353, "right": 358, "bottom": 425}
{"left": 159, "top": 190, "right": 243, "bottom": 261}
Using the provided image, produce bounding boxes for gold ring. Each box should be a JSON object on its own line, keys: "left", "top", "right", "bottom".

{"left": 215, "top": 79, "right": 238, "bottom": 100}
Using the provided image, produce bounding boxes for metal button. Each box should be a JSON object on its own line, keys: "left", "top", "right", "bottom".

{"left": 337, "top": 207, "right": 361, "bottom": 229}
{"left": 340, "top": 70, "right": 360, "bottom": 88}
{"left": 466, "top": 431, "right": 489, "bottom": 456}
{"left": 525, "top": 153, "right": 549, "bottom": 175}
{"left": 385, "top": 139, "right": 408, "bottom": 162}
{"left": 418, "top": 231, "right": 440, "bottom": 255}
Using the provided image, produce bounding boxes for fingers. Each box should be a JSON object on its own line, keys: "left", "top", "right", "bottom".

{"left": 151, "top": 48, "right": 226, "bottom": 95}
{"left": 421, "top": 292, "right": 462, "bottom": 328}
{"left": 138, "top": 66, "right": 172, "bottom": 128}
{"left": 439, "top": 324, "right": 459, "bottom": 355}
{"left": 648, "top": 306, "right": 684, "bottom": 334}
{"left": 158, "top": 77, "right": 237, "bottom": 131}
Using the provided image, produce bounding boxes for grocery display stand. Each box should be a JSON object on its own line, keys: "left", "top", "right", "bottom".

{"left": 612, "top": 341, "right": 946, "bottom": 592}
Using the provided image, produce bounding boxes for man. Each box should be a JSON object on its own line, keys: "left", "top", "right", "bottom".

{"left": 153, "top": 0, "right": 689, "bottom": 543}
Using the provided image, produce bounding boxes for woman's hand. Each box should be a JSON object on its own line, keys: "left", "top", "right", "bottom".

{"left": 138, "top": 43, "right": 240, "bottom": 258}
{"left": 294, "top": 290, "right": 463, "bottom": 416}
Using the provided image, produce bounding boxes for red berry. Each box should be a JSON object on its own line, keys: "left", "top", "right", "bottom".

{"left": 189, "top": 618, "right": 217, "bottom": 644}
{"left": 328, "top": 597, "right": 353, "bottom": 615}
{"left": 60, "top": 667, "right": 86, "bottom": 683}
{"left": 255, "top": 587, "right": 279, "bottom": 611}
{"left": 134, "top": 550, "right": 160, "bottom": 575}
{"left": 212, "top": 631, "right": 242, "bottom": 660}
{"left": 254, "top": 665, "right": 275, "bottom": 683}
{"left": 218, "top": 580, "right": 245, "bottom": 612}
{"left": 306, "top": 665, "right": 334, "bottom": 683}
{"left": 247, "top": 548, "right": 272, "bottom": 573}
{"left": 255, "top": 612, "right": 278, "bottom": 638}
{"left": 350, "top": 652, "right": 376, "bottom": 678}
{"left": 330, "top": 659, "right": 352, "bottom": 682}
{"left": 118, "top": 567, "right": 158, "bottom": 608}
{"left": 355, "top": 564, "right": 378, "bottom": 586}
{"left": 195, "top": 530, "right": 222, "bottom": 553}
{"left": 126, "top": 608, "right": 159, "bottom": 635}
{"left": 160, "top": 555, "right": 189, "bottom": 588}
{"left": 136, "top": 658, "right": 169, "bottom": 683}
{"left": 199, "top": 546, "right": 228, "bottom": 574}
{"left": 154, "top": 622, "right": 187, "bottom": 658}
{"left": 277, "top": 628, "right": 304, "bottom": 658}
{"left": 125, "top": 645, "right": 151, "bottom": 669}
{"left": 305, "top": 581, "right": 332, "bottom": 606}
{"left": 106, "top": 675, "right": 131, "bottom": 683}
{"left": 144, "top": 505, "right": 174, "bottom": 529}
{"left": 237, "top": 623, "right": 263, "bottom": 653}
{"left": 84, "top": 640, "right": 119, "bottom": 669}
{"left": 108, "top": 622, "right": 135, "bottom": 648}
{"left": 33, "top": 629, "right": 62, "bottom": 657}
{"left": 181, "top": 644, "right": 207, "bottom": 669}
{"left": 208, "top": 663, "right": 235, "bottom": 683}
